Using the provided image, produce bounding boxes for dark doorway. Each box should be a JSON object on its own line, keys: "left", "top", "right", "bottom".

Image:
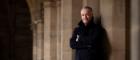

{"left": 0, "top": 0, "right": 33, "bottom": 60}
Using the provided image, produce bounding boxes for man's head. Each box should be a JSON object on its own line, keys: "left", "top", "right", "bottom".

{"left": 81, "top": 6, "right": 93, "bottom": 25}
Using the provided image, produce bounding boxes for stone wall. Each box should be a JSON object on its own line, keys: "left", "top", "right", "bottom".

{"left": 26, "top": 0, "right": 140, "bottom": 60}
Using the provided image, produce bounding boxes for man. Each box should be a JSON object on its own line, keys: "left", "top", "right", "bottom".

{"left": 70, "top": 6, "right": 107, "bottom": 60}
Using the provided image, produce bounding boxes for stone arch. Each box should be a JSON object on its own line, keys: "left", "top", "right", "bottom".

{"left": 14, "top": 0, "right": 33, "bottom": 60}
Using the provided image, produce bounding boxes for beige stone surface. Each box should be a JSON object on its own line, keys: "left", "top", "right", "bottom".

{"left": 26, "top": 0, "right": 140, "bottom": 60}
{"left": 130, "top": 0, "right": 140, "bottom": 60}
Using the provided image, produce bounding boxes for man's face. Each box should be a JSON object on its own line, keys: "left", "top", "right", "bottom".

{"left": 81, "top": 9, "right": 93, "bottom": 25}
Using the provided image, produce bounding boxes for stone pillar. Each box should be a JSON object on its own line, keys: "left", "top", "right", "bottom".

{"left": 101, "top": 0, "right": 126, "bottom": 60}
{"left": 26, "top": 1, "right": 37, "bottom": 60}
{"left": 27, "top": 0, "right": 44, "bottom": 60}
{"left": 44, "top": 1, "right": 51, "bottom": 60}
{"left": 44, "top": 1, "right": 58, "bottom": 60}
{"left": 130, "top": 0, "right": 140, "bottom": 60}
{"left": 100, "top": 0, "right": 113, "bottom": 47}
{"left": 35, "top": 20, "right": 44, "bottom": 60}
{"left": 50, "top": 1, "right": 57, "bottom": 60}
{"left": 100, "top": 0, "right": 113, "bottom": 60}
{"left": 61, "top": 0, "right": 72, "bottom": 60}
{"left": 112, "top": 0, "right": 126, "bottom": 60}
{"left": 56, "top": 1, "right": 62, "bottom": 60}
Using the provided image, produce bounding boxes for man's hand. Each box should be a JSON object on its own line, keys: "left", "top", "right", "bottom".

{"left": 76, "top": 35, "right": 79, "bottom": 42}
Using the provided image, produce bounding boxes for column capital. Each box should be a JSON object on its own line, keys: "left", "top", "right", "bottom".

{"left": 44, "top": 1, "right": 52, "bottom": 8}
{"left": 56, "top": 0, "right": 61, "bottom": 7}
{"left": 44, "top": 1, "right": 57, "bottom": 8}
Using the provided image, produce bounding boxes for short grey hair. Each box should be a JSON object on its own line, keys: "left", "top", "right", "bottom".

{"left": 82, "top": 6, "right": 93, "bottom": 12}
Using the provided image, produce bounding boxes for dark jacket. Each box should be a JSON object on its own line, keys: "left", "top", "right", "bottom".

{"left": 70, "top": 19, "right": 107, "bottom": 60}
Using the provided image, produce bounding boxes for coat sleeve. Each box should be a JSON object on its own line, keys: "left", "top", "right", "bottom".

{"left": 70, "top": 28, "right": 92, "bottom": 49}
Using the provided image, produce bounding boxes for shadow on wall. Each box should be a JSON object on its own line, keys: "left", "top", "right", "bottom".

{"left": 94, "top": 16, "right": 112, "bottom": 60}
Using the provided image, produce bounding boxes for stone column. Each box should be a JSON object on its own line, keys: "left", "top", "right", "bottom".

{"left": 112, "top": 0, "right": 126, "bottom": 60}
{"left": 27, "top": 0, "right": 44, "bottom": 60}
{"left": 35, "top": 19, "right": 44, "bottom": 60}
{"left": 26, "top": 0, "right": 37, "bottom": 60}
{"left": 50, "top": 1, "right": 57, "bottom": 60}
{"left": 130, "top": 0, "right": 140, "bottom": 60}
{"left": 100, "top": 0, "right": 113, "bottom": 45}
{"left": 61, "top": 0, "right": 72, "bottom": 60}
{"left": 101, "top": 0, "right": 126, "bottom": 60}
{"left": 44, "top": 1, "right": 51, "bottom": 60}
{"left": 56, "top": 1, "right": 62, "bottom": 60}
{"left": 100, "top": 0, "right": 113, "bottom": 60}
{"left": 44, "top": 1, "right": 58, "bottom": 60}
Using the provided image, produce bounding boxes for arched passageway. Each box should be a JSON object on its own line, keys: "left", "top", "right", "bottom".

{"left": 0, "top": 0, "right": 33, "bottom": 60}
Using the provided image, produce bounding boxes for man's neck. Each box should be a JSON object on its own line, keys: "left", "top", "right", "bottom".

{"left": 84, "top": 23, "right": 88, "bottom": 26}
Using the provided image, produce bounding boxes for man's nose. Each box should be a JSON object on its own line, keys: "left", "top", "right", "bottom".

{"left": 84, "top": 16, "right": 88, "bottom": 19}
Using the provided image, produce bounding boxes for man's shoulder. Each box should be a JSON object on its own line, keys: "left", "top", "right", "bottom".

{"left": 72, "top": 25, "right": 81, "bottom": 33}
{"left": 75, "top": 25, "right": 80, "bottom": 29}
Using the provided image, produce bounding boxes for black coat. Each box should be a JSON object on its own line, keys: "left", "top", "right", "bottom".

{"left": 70, "top": 19, "right": 108, "bottom": 60}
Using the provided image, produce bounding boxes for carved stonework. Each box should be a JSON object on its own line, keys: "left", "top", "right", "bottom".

{"left": 44, "top": 1, "right": 57, "bottom": 8}
{"left": 56, "top": 0, "right": 61, "bottom": 7}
